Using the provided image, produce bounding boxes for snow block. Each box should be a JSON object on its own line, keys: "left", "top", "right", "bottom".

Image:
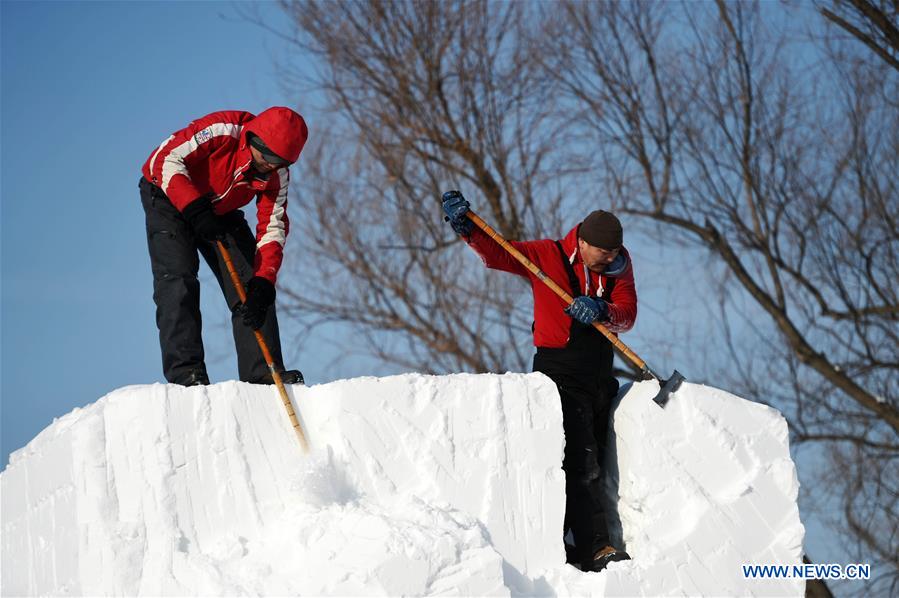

{"left": 1, "top": 374, "right": 804, "bottom": 596}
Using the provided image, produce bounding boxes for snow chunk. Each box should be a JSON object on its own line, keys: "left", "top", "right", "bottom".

{"left": 1, "top": 374, "right": 803, "bottom": 596}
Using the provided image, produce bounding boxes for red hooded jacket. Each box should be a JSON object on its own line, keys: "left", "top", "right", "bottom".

{"left": 141, "top": 107, "right": 308, "bottom": 283}
{"left": 465, "top": 223, "right": 637, "bottom": 348}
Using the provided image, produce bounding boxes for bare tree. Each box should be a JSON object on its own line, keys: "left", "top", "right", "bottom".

{"left": 269, "top": 0, "right": 588, "bottom": 375}
{"left": 818, "top": 0, "right": 899, "bottom": 72}
{"left": 539, "top": 0, "right": 898, "bottom": 592}
{"left": 253, "top": 0, "right": 896, "bottom": 592}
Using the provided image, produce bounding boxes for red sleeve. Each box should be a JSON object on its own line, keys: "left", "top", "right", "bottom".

{"left": 464, "top": 226, "right": 546, "bottom": 278}
{"left": 147, "top": 111, "right": 254, "bottom": 211}
{"left": 253, "top": 167, "right": 290, "bottom": 284}
{"left": 604, "top": 257, "right": 637, "bottom": 333}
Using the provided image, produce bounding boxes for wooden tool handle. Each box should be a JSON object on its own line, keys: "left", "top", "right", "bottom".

{"left": 217, "top": 241, "right": 309, "bottom": 452}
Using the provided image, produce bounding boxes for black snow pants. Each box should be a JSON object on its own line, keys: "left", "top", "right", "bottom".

{"left": 533, "top": 337, "right": 618, "bottom": 567}
{"left": 532, "top": 242, "right": 620, "bottom": 567}
{"left": 139, "top": 177, "right": 286, "bottom": 385}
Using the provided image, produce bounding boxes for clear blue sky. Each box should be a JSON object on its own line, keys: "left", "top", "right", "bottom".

{"left": 0, "top": 0, "right": 314, "bottom": 466}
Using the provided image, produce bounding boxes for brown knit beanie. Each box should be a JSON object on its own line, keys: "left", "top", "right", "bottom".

{"left": 579, "top": 210, "right": 623, "bottom": 249}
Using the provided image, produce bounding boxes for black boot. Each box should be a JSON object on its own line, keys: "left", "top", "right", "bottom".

{"left": 587, "top": 546, "right": 631, "bottom": 572}
{"left": 178, "top": 369, "right": 210, "bottom": 387}
{"left": 248, "top": 369, "right": 304, "bottom": 385}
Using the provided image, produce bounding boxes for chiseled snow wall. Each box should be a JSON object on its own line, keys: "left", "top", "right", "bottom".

{"left": 1, "top": 374, "right": 804, "bottom": 596}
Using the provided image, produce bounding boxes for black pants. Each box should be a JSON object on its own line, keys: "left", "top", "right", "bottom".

{"left": 139, "top": 177, "right": 286, "bottom": 384}
{"left": 533, "top": 336, "right": 618, "bottom": 566}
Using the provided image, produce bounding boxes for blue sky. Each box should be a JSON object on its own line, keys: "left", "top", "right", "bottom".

{"left": 0, "top": 0, "right": 307, "bottom": 465}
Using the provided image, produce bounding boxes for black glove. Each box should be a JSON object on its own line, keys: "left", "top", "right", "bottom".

{"left": 564, "top": 296, "right": 609, "bottom": 325}
{"left": 442, "top": 190, "right": 474, "bottom": 236}
{"left": 237, "top": 277, "right": 276, "bottom": 329}
{"left": 182, "top": 193, "right": 228, "bottom": 242}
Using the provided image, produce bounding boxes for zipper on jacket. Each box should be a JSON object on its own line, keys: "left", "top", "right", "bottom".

{"left": 214, "top": 159, "right": 254, "bottom": 203}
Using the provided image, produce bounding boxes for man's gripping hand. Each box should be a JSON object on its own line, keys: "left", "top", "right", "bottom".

{"left": 564, "top": 296, "right": 610, "bottom": 325}
{"left": 237, "top": 277, "right": 276, "bottom": 329}
{"left": 442, "top": 190, "right": 474, "bottom": 236}
{"left": 183, "top": 193, "right": 229, "bottom": 243}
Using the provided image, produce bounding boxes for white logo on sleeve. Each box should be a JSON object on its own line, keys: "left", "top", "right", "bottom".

{"left": 194, "top": 127, "right": 213, "bottom": 144}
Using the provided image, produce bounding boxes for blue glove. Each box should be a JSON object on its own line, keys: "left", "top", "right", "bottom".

{"left": 564, "top": 296, "right": 609, "bottom": 325}
{"left": 442, "top": 190, "right": 474, "bottom": 236}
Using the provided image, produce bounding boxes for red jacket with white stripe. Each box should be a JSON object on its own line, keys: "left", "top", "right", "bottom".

{"left": 465, "top": 223, "right": 637, "bottom": 348}
{"left": 142, "top": 107, "right": 308, "bottom": 284}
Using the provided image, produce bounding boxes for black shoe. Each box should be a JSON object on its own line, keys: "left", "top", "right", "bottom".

{"left": 178, "top": 369, "right": 210, "bottom": 387}
{"left": 587, "top": 546, "right": 631, "bottom": 572}
{"left": 248, "top": 369, "right": 304, "bottom": 385}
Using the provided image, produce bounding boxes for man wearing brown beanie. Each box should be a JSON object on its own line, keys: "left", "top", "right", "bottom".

{"left": 442, "top": 191, "right": 635, "bottom": 572}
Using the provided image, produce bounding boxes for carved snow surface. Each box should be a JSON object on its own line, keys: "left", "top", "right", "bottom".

{"left": 1, "top": 373, "right": 803, "bottom": 596}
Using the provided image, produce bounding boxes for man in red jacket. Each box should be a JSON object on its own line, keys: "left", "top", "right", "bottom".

{"left": 442, "top": 190, "right": 634, "bottom": 572}
{"left": 139, "top": 107, "right": 307, "bottom": 386}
